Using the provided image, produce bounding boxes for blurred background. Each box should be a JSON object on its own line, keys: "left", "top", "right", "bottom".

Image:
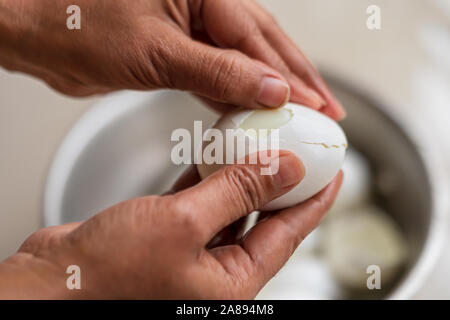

{"left": 1, "top": 0, "right": 449, "bottom": 298}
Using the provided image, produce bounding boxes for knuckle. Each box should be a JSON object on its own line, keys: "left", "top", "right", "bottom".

{"left": 229, "top": 20, "right": 260, "bottom": 49}
{"left": 210, "top": 51, "right": 243, "bottom": 100}
{"left": 274, "top": 216, "right": 305, "bottom": 253}
{"left": 223, "top": 165, "right": 266, "bottom": 213}
{"left": 261, "top": 11, "right": 278, "bottom": 26}
{"left": 18, "top": 228, "right": 62, "bottom": 256}
{"left": 143, "top": 37, "right": 177, "bottom": 88}
{"left": 310, "top": 195, "right": 329, "bottom": 214}
{"left": 116, "top": 196, "right": 163, "bottom": 233}
{"left": 179, "top": 211, "right": 201, "bottom": 234}
{"left": 167, "top": 195, "right": 204, "bottom": 237}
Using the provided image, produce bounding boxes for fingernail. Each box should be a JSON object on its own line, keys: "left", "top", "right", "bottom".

{"left": 257, "top": 77, "right": 290, "bottom": 108}
{"left": 272, "top": 153, "right": 305, "bottom": 188}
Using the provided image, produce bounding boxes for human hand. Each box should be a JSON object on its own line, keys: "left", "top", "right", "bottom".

{"left": 0, "top": 151, "right": 342, "bottom": 299}
{"left": 0, "top": 0, "right": 344, "bottom": 119}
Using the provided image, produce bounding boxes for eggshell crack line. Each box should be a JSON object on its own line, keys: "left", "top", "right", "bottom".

{"left": 300, "top": 142, "right": 348, "bottom": 149}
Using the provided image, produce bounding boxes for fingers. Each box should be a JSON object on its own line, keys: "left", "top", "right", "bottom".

{"left": 244, "top": 1, "right": 346, "bottom": 120}
{"left": 199, "top": 0, "right": 324, "bottom": 110}
{"left": 173, "top": 150, "right": 304, "bottom": 245}
{"left": 155, "top": 28, "right": 290, "bottom": 109}
{"left": 261, "top": 27, "right": 345, "bottom": 120}
{"left": 236, "top": 171, "right": 343, "bottom": 290}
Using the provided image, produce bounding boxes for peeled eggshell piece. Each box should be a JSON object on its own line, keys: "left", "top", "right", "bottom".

{"left": 196, "top": 103, "right": 347, "bottom": 210}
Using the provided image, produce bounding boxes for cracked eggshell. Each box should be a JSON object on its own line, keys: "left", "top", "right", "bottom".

{"left": 196, "top": 103, "right": 347, "bottom": 211}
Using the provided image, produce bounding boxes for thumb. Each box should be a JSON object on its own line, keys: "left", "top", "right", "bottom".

{"left": 173, "top": 151, "right": 304, "bottom": 244}
{"left": 157, "top": 30, "right": 290, "bottom": 109}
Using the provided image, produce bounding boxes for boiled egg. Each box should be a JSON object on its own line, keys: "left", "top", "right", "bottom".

{"left": 323, "top": 205, "right": 408, "bottom": 289}
{"left": 196, "top": 103, "right": 347, "bottom": 210}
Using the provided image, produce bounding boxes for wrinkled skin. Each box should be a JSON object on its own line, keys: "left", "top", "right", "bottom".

{"left": 0, "top": 0, "right": 345, "bottom": 118}
{"left": 0, "top": 0, "right": 345, "bottom": 299}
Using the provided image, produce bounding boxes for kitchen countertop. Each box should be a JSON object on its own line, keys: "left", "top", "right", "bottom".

{"left": 1, "top": 0, "right": 449, "bottom": 298}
